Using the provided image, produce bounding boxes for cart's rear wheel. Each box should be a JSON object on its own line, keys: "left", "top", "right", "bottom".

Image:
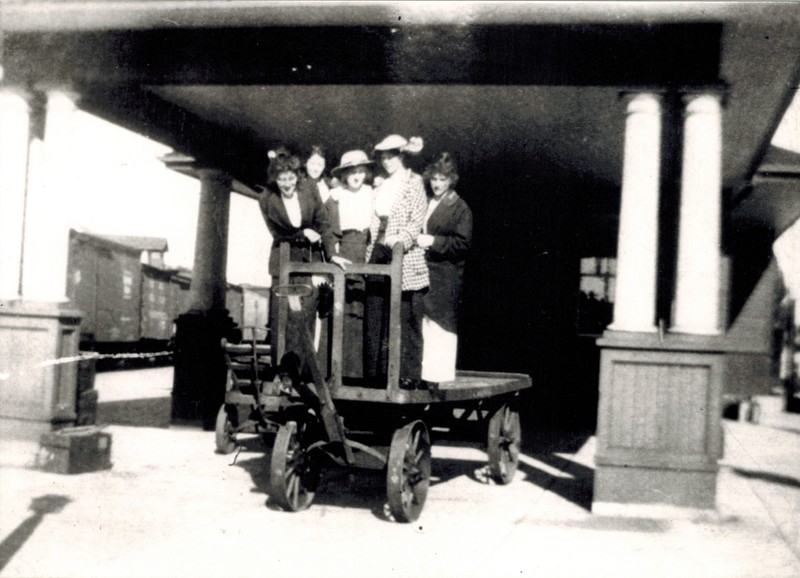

{"left": 215, "top": 404, "right": 237, "bottom": 455}
{"left": 270, "top": 420, "right": 320, "bottom": 512}
{"left": 487, "top": 403, "right": 521, "bottom": 484}
{"left": 386, "top": 420, "right": 431, "bottom": 523}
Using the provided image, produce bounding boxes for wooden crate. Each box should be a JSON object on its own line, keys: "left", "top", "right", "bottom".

{"left": 38, "top": 427, "right": 112, "bottom": 474}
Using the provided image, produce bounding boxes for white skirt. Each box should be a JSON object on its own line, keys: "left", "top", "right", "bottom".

{"left": 421, "top": 316, "right": 458, "bottom": 383}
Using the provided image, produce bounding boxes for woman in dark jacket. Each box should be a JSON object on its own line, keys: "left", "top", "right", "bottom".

{"left": 417, "top": 152, "right": 473, "bottom": 383}
{"left": 258, "top": 147, "right": 345, "bottom": 373}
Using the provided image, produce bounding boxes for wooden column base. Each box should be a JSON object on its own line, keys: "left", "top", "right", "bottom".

{"left": 0, "top": 301, "right": 82, "bottom": 441}
{"left": 592, "top": 331, "right": 725, "bottom": 514}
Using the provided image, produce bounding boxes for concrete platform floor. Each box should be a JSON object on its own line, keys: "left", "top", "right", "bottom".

{"left": 0, "top": 369, "right": 799, "bottom": 578}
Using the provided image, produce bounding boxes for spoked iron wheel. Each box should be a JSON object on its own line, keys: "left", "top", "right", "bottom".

{"left": 215, "top": 404, "right": 237, "bottom": 455}
{"left": 270, "top": 420, "right": 321, "bottom": 512}
{"left": 487, "top": 403, "right": 521, "bottom": 484}
{"left": 386, "top": 420, "right": 431, "bottom": 523}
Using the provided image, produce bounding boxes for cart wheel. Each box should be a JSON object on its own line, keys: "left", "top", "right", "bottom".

{"left": 386, "top": 420, "right": 431, "bottom": 523}
{"left": 487, "top": 403, "right": 521, "bottom": 484}
{"left": 215, "top": 404, "right": 237, "bottom": 455}
{"left": 270, "top": 420, "right": 320, "bottom": 512}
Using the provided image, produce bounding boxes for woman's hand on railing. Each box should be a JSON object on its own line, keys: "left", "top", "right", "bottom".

{"left": 417, "top": 234, "right": 434, "bottom": 249}
{"left": 303, "top": 228, "right": 321, "bottom": 244}
{"left": 330, "top": 255, "right": 352, "bottom": 270}
{"left": 383, "top": 234, "right": 401, "bottom": 248}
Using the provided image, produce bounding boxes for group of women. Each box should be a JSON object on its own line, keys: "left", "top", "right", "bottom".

{"left": 258, "top": 134, "right": 473, "bottom": 390}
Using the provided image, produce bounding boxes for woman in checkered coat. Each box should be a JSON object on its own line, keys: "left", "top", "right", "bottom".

{"left": 364, "top": 134, "right": 430, "bottom": 388}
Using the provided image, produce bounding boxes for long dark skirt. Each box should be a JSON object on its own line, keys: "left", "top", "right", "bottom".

{"left": 330, "top": 230, "right": 368, "bottom": 380}
{"left": 270, "top": 274, "right": 318, "bottom": 379}
{"left": 315, "top": 231, "right": 368, "bottom": 381}
{"left": 363, "top": 243, "right": 425, "bottom": 382}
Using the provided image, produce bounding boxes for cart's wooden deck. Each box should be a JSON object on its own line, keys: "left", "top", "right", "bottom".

{"left": 330, "top": 370, "right": 531, "bottom": 405}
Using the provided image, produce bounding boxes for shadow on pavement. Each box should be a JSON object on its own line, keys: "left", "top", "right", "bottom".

{"left": 766, "top": 425, "right": 800, "bottom": 437}
{"left": 228, "top": 426, "right": 597, "bottom": 520}
{"left": 516, "top": 456, "right": 593, "bottom": 512}
{"left": 0, "top": 495, "right": 72, "bottom": 572}
{"left": 518, "top": 426, "right": 595, "bottom": 511}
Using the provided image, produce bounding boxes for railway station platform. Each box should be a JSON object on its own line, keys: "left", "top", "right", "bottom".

{"left": 0, "top": 369, "right": 798, "bottom": 578}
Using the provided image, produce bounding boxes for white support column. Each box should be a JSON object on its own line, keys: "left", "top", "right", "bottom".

{"left": 672, "top": 93, "right": 723, "bottom": 335}
{"left": 0, "top": 89, "right": 30, "bottom": 301}
{"left": 609, "top": 93, "right": 662, "bottom": 333}
{"left": 21, "top": 90, "right": 78, "bottom": 303}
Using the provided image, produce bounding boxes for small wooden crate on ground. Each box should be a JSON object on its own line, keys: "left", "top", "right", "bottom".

{"left": 38, "top": 426, "right": 112, "bottom": 474}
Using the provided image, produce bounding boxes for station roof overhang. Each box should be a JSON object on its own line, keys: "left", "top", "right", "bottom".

{"left": 4, "top": 1, "right": 800, "bottom": 241}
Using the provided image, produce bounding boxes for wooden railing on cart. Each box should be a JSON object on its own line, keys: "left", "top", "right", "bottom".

{"left": 276, "top": 241, "right": 404, "bottom": 396}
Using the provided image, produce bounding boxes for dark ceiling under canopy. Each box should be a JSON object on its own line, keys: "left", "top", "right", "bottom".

{"left": 4, "top": 2, "right": 800, "bottom": 233}
{"left": 4, "top": 1, "right": 800, "bottom": 375}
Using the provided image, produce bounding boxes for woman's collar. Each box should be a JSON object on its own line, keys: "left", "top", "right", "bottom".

{"left": 388, "top": 167, "right": 408, "bottom": 182}
{"left": 438, "top": 190, "right": 458, "bottom": 205}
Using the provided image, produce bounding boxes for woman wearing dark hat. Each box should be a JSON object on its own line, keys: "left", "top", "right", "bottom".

{"left": 365, "top": 134, "right": 429, "bottom": 389}
{"left": 258, "top": 146, "right": 346, "bottom": 371}
{"left": 324, "top": 150, "right": 375, "bottom": 379}
{"left": 418, "top": 152, "right": 473, "bottom": 384}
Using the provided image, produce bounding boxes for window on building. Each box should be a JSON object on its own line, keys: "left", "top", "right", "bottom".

{"left": 578, "top": 257, "right": 616, "bottom": 336}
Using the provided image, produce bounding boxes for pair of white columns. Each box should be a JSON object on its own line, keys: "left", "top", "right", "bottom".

{"left": 0, "top": 88, "right": 76, "bottom": 304}
{"left": 611, "top": 92, "right": 723, "bottom": 335}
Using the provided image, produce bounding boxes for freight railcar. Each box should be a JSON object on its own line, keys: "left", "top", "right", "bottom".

{"left": 67, "top": 230, "right": 147, "bottom": 350}
{"left": 141, "top": 263, "right": 176, "bottom": 345}
{"left": 66, "top": 229, "right": 270, "bottom": 366}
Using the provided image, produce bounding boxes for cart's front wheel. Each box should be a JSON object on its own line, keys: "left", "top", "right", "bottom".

{"left": 215, "top": 404, "right": 237, "bottom": 455}
{"left": 270, "top": 420, "right": 320, "bottom": 512}
{"left": 386, "top": 420, "right": 431, "bottom": 523}
{"left": 487, "top": 403, "right": 521, "bottom": 484}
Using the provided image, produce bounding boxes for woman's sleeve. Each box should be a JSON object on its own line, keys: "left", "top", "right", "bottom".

{"left": 429, "top": 202, "right": 473, "bottom": 260}
{"left": 258, "top": 192, "right": 273, "bottom": 230}
{"left": 398, "top": 177, "right": 427, "bottom": 250}
{"left": 311, "top": 189, "right": 338, "bottom": 258}
{"left": 325, "top": 198, "right": 342, "bottom": 241}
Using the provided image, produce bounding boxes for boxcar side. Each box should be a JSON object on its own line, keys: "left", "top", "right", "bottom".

{"left": 226, "top": 284, "right": 244, "bottom": 328}
{"left": 141, "top": 264, "right": 174, "bottom": 343}
{"left": 67, "top": 230, "right": 142, "bottom": 347}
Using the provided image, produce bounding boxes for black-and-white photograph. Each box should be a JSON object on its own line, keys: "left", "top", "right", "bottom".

{"left": 1, "top": 2, "right": 799, "bottom": 576}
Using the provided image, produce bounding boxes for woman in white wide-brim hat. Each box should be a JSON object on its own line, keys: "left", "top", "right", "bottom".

{"left": 323, "top": 150, "right": 375, "bottom": 380}
{"left": 364, "top": 134, "right": 430, "bottom": 389}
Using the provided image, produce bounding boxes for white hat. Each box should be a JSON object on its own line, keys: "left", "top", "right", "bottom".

{"left": 374, "top": 134, "right": 408, "bottom": 152}
{"left": 331, "top": 150, "right": 373, "bottom": 179}
{"left": 374, "top": 134, "right": 424, "bottom": 154}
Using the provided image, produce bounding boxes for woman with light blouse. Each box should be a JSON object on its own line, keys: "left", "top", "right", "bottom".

{"left": 324, "top": 150, "right": 375, "bottom": 380}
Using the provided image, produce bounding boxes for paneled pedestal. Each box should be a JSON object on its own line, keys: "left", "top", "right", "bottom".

{"left": 593, "top": 331, "right": 725, "bottom": 515}
{"left": 0, "top": 302, "right": 82, "bottom": 441}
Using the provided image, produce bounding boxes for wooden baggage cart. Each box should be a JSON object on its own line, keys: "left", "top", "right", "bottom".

{"left": 216, "top": 243, "right": 531, "bottom": 522}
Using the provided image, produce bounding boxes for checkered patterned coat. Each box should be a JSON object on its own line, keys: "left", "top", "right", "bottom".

{"left": 366, "top": 169, "right": 430, "bottom": 291}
